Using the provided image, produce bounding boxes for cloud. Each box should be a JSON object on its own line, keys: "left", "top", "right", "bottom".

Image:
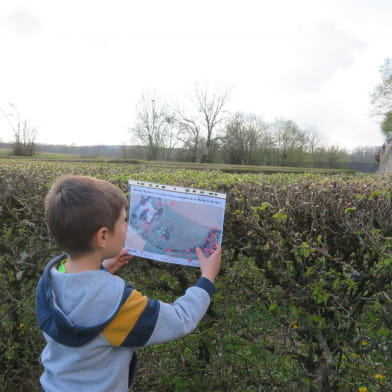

{"left": 1, "top": 6, "right": 42, "bottom": 36}
{"left": 285, "top": 21, "right": 366, "bottom": 91}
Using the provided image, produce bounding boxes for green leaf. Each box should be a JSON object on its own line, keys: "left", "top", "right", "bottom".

{"left": 268, "top": 303, "right": 277, "bottom": 311}
{"left": 377, "top": 328, "right": 390, "bottom": 337}
{"left": 260, "top": 201, "right": 272, "bottom": 210}
{"left": 272, "top": 209, "right": 287, "bottom": 223}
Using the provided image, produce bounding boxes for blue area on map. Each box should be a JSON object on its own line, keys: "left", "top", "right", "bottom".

{"left": 129, "top": 196, "right": 221, "bottom": 259}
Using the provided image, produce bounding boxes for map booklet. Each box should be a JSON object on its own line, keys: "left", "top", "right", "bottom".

{"left": 125, "top": 180, "right": 226, "bottom": 267}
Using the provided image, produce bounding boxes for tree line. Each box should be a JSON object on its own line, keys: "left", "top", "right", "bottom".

{"left": 0, "top": 142, "right": 379, "bottom": 173}
{"left": 130, "top": 57, "right": 391, "bottom": 168}
{"left": 129, "top": 87, "right": 373, "bottom": 169}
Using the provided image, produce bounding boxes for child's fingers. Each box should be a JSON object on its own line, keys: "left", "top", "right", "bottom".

{"left": 196, "top": 245, "right": 221, "bottom": 260}
{"left": 119, "top": 248, "right": 130, "bottom": 256}
{"left": 119, "top": 252, "right": 134, "bottom": 262}
{"left": 195, "top": 247, "right": 204, "bottom": 260}
{"left": 207, "top": 245, "right": 221, "bottom": 260}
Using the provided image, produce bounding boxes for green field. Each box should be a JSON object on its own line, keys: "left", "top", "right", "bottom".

{"left": 0, "top": 158, "right": 391, "bottom": 392}
{"left": 0, "top": 150, "right": 81, "bottom": 159}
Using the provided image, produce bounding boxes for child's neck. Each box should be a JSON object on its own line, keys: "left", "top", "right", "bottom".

{"left": 64, "top": 252, "right": 102, "bottom": 273}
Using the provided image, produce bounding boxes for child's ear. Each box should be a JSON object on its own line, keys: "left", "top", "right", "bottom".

{"left": 94, "top": 227, "right": 108, "bottom": 249}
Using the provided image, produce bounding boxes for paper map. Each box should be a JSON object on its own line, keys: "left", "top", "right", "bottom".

{"left": 125, "top": 180, "right": 226, "bottom": 267}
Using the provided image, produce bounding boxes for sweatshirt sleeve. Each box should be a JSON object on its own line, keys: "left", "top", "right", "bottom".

{"left": 102, "top": 278, "right": 215, "bottom": 348}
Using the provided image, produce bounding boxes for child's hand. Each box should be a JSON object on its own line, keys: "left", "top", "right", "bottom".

{"left": 196, "top": 245, "right": 222, "bottom": 283}
{"left": 102, "top": 248, "right": 133, "bottom": 274}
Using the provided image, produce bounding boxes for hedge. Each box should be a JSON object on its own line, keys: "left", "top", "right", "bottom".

{"left": 0, "top": 160, "right": 391, "bottom": 392}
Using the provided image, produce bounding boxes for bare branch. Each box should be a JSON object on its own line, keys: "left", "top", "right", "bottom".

{"left": 1, "top": 104, "right": 38, "bottom": 156}
{"left": 131, "top": 93, "right": 178, "bottom": 160}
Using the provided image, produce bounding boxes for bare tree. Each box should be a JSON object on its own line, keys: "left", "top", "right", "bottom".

{"left": 131, "top": 93, "right": 178, "bottom": 161}
{"left": 176, "top": 113, "right": 203, "bottom": 162}
{"left": 304, "top": 126, "right": 322, "bottom": 154}
{"left": 196, "top": 85, "right": 229, "bottom": 162}
{"left": 177, "top": 85, "right": 229, "bottom": 163}
{"left": 0, "top": 103, "right": 38, "bottom": 156}
{"left": 163, "top": 114, "right": 178, "bottom": 160}
{"left": 222, "top": 112, "right": 264, "bottom": 165}
{"left": 273, "top": 119, "right": 307, "bottom": 165}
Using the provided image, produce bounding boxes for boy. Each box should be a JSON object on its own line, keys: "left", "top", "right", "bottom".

{"left": 36, "top": 175, "right": 221, "bottom": 392}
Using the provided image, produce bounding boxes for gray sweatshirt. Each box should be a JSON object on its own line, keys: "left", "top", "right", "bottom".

{"left": 36, "top": 255, "right": 215, "bottom": 391}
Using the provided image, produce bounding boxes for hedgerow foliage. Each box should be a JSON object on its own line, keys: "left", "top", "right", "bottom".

{"left": 0, "top": 160, "right": 391, "bottom": 392}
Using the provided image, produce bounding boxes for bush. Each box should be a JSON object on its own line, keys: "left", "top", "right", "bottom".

{"left": 0, "top": 160, "right": 391, "bottom": 392}
{"left": 223, "top": 176, "right": 392, "bottom": 391}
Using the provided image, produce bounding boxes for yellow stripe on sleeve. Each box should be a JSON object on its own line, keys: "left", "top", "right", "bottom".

{"left": 102, "top": 290, "right": 148, "bottom": 347}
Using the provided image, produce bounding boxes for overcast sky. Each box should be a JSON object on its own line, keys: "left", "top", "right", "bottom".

{"left": 0, "top": 0, "right": 390, "bottom": 151}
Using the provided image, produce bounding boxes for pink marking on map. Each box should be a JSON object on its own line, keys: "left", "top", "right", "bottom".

{"left": 170, "top": 202, "right": 175, "bottom": 206}
{"left": 162, "top": 236, "right": 167, "bottom": 239}
{"left": 206, "top": 238, "right": 211, "bottom": 241}
{"left": 166, "top": 248, "right": 172, "bottom": 252}
{"left": 188, "top": 259, "right": 193, "bottom": 262}
{"left": 157, "top": 202, "right": 162, "bottom": 206}
{"left": 185, "top": 248, "right": 191, "bottom": 252}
